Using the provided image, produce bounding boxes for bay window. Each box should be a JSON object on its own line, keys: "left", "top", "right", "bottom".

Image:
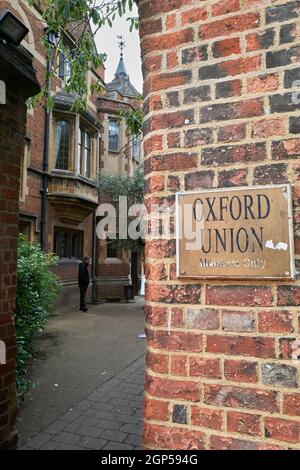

{"left": 54, "top": 120, "right": 70, "bottom": 170}
{"left": 78, "top": 128, "right": 91, "bottom": 178}
{"left": 108, "top": 119, "right": 119, "bottom": 152}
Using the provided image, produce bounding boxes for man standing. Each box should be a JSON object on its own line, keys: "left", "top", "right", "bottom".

{"left": 78, "top": 256, "right": 90, "bottom": 312}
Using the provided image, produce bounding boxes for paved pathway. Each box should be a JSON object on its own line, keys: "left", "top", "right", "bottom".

{"left": 20, "top": 356, "right": 144, "bottom": 450}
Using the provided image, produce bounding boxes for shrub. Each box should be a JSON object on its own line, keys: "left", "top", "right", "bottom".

{"left": 14, "top": 236, "right": 60, "bottom": 400}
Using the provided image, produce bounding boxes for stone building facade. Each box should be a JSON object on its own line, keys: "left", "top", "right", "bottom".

{"left": 139, "top": 0, "right": 300, "bottom": 450}
{"left": 0, "top": 1, "right": 142, "bottom": 310}
{"left": 96, "top": 56, "right": 144, "bottom": 300}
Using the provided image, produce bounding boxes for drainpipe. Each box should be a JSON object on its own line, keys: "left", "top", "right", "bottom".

{"left": 40, "top": 31, "right": 56, "bottom": 249}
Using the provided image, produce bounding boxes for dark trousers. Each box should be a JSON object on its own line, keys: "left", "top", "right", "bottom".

{"left": 79, "top": 284, "right": 88, "bottom": 310}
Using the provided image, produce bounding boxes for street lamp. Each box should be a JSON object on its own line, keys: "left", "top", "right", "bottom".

{"left": 45, "top": 29, "right": 59, "bottom": 47}
{"left": 0, "top": 10, "right": 29, "bottom": 46}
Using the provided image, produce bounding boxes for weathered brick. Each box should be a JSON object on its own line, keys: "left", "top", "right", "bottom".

{"left": 145, "top": 305, "right": 168, "bottom": 327}
{"left": 290, "top": 116, "right": 300, "bottom": 134}
{"left": 166, "top": 92, "right": 179, "bottom": 108}
{"left": 171, "top": 355, "right": 188, "bottom": 376}
{"left": 191, "top": 406, "right": 223, "bottom": 430}
{"left": 283, "top": 394, "right": 300, "bottom": 417}
{"left": 146, "top": 351, "right": 169, "bottom": 374}
{"left": 258, "top": 311, "right": 293, "bottom": 334}
{"left": 146, "top": 284, "right": 201, "bottom": 304}
{"left": 204, "top": 384, "right": 279, "bottom": 412}
{"left": 251, "top": 117, "right": 286, "bottom": 138}
{"left": 246, "top": 28, "right": 275, "bottom": 52}
{"left": 206, "top": 335, "right": 275, "bottom": 358}
{"left": 222, "top": 311, "right": 256, "bottom": 332}
{"left": 144, "top": 135, "right": 163, "bottom": 155}
{"left": 167, "top": 132, "right": 181, "bottom": 149}
{"left": 272, "top": 139, "right": 300, "bottom": 160}
{"left": 216, "top": 123, "right": 246, "bottom": 143}
{"left": 199, "top": 13, "right": 260, "bottom": 40}
{"left": 147, "top": 329, "right": 202, "bottom": 352}
{"left": 212, "top": 0, "right": 240, "bottom": 17}
{"left": 167, "top": 51, "right": 179, "bottom": 69}
{"left": 145, "top": 263, "right": 168, "bottom": 281}
{"left": 212, "top": 38, "right": 241, "bottom": 58}
{"left": 145, "top": 240, "right": 176, "bottom": 259}
{"left": 150, "top": 70, "right": 192, "bottom": 93}
{"left": 199, "top": 56, "right": 261, "bottom": 80}
{"left": 224, "top": 359, "right": 258, "bottom": 383}
{"left": 280, "top": 23, "right": 297, "bottom": 44}
{"left": 218, "top": 168, "right": 248, "bottom": 187}
{"left": 278, "top": 286, "right": 300, "bottom": 306}
{"left": 181, "top": 7, "right": 207, "bottom": 26}
{"left": 266, "top": 2, "right": 300, "bottom": 24}
{"left": 171, "top": 308, "right": 185, "bottom": 328}
{"left": 144, "top": 423, "right": 205, "bottom": 450}
{"left": 189, "top": 358, "right": 221, "bottom": 379}
{"left": 247, "top": 73, "right": 279, "bottom": 93}
{"left": 200, "top": 99, "right": 264, "bottom": 123}
{"left": 184, "top": 171, "right": 214, "bottom": 191}
{"left": 267, "top": 46, "right": 300, "bottom": 69}
{"left": 184, "top": 128, "right": 212, "bottom": 147}
{"left": 253, "top": 164, "right": 288, "bottom": 185}
{"left": 166, "top": 13, "right": 177, "bottom": 31}
{"left": 202, "top": 143, "right": 266, "bottom": 167}
{"left": 183, "top": 86, "right": 211, "bottom": 104}
{"left": 147, "top": 152, "right": 197, "bottom": 173}
{"left": 227, "top": 411, "right": 261, "bottom": 437}
{"left": 279, "top": 338, "right": 296, "bottom": 361}
{"left": 215, "top": 79, "right": 242, "bottom": 99}
{"left": 261, "top": 363, "right": 298, "bottom": 388}
{"left": 167, "top": 175, "right": 180, "bottom": 192}
{"left": 172, "top": 405, "right": 187, "bottom": 424}
{"left": 206, "top": 285, "right": 273, "bottom": 307}
{"left": 145, "top": 375, "right": 200, "bottom": 402}
{"left": 186, "top": 308, "right": 219, "bottom": 330}
{"left": 181, "top": 45, "right": 208, "bottom": 65}
{"left": 210, "top": 435, "right": 284, "bottom": 450}
{"left": 144, "top": 397, "right": 169, "bottom": 422}
{"left": 264, "top": 417, "right": 300, "bottom": 444}
{"left": 140, "top": 18, "right": 162, "bottom": 38}
{"left": 150, "top": 109, "right": 194, "bottom": 131}
{"left": 141, "top": 28, "right": 194, "bottom": 55}
{"left": 284, "top": 68, "right": 300, "bottom": 88}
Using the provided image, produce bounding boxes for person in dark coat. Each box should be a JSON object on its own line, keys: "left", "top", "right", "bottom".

{"left": 78, "top": 256, "right": 90, "bottom": 312}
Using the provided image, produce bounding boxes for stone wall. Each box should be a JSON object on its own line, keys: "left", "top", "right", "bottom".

{"left": 139, "top": 0, "right": 300, "bottom": 450}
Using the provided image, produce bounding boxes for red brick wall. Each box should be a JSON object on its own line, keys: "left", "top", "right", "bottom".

{"left": 139, "top": 0, "right": 300, "bottom": 450}
{"left": 0, "top": 85, "right": 24, "bottom": 449}
{"left": 0, "top": 44, "right": 40, "bottom": 446}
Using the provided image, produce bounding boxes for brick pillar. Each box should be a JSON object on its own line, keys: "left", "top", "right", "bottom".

{"left": 139, "top": 0, "right": 300, "bottom": 450}
{"left": 0, "top": 44, "right": 40, "bottom": 449}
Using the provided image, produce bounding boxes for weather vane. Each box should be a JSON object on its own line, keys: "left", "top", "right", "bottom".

{"left": 117, "top": 35, "right": 125, "bottom": 58}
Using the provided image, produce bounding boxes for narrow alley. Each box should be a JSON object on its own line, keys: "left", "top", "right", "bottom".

{"left": 18, "top": 298, "right": 145, "bottom": 450}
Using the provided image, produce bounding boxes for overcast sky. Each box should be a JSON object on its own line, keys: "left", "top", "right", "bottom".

{"left": 94, "top": 3, "right": 143, "bottom": 93}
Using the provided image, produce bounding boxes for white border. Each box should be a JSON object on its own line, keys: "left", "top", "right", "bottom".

{"left": 175, "top": 183, "right": 295, "bottom": 281}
